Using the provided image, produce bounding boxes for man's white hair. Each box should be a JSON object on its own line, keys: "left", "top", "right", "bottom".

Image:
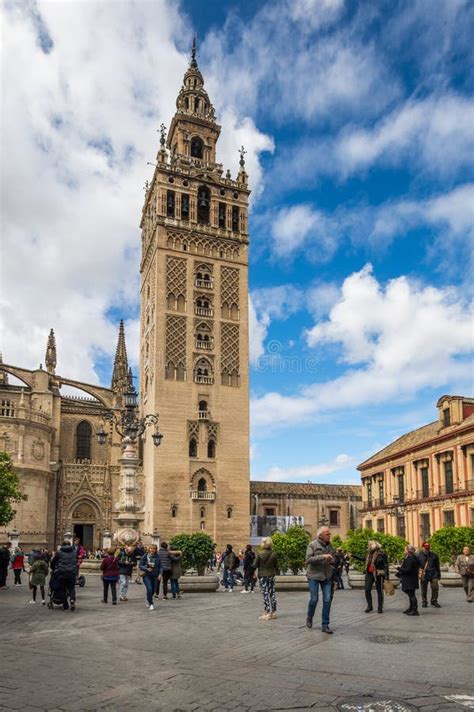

{"left": 406, "top": 544, "right": 416, "bottom": 553}
{"left": 317, "top": 526, "right": 330, "bottom": 537}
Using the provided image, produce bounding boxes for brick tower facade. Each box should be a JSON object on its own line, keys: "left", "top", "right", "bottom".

{"left": 139, "top": 44, "right": 250, "bottom": 548}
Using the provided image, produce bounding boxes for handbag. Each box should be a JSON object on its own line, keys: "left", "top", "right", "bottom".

{"left": 383, "top": 580, "right": 395, "bottom": 596}
{"left": 466, "top": 564, "right": 474, "bottom": 577}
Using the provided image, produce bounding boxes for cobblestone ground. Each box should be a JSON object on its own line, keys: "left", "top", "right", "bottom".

{"left": 0, "top": 574, "right": 473, "bottom": 711}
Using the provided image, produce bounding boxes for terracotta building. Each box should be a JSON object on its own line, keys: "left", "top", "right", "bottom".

{"left": 358, "top": 395, "right": 474, "bottom": 544}
{"left": 250, "top": 481, "right": 362, "bottom": 541}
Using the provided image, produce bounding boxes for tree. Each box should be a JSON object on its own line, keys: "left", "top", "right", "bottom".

{"left": 0, "top": 451, "right": 27, "bottom": 527}
{"left": 341, "top": 528, "right": 407, "bottom": 571}
{"left": 429, "top": 526, "right": 474, "bottom": 564}
{"left": 169, "top": 531, "right": 216, "bottom": 575}
{"left": 271, "top": 526, "right": 310, "bottom": 575}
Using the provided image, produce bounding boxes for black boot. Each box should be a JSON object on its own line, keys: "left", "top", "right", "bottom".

{"left": 364, "top": 607, "right": 373, "bottom": 613}
{"left": 306, "top": 617, "right": 313, "bottom": 629}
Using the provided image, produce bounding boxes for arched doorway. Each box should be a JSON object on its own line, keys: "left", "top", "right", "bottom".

{"left": 71, "top": 501, "right": 97, "bottom": 552}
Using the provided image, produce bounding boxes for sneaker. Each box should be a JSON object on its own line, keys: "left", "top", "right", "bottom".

{"left": 241, "top": 590, "right": 250, "bottom": 594}
{"left": 431, "top": 602, "right": 441, "bottom": 608}
{"left": 251, "top": 590, "right": 255, "bottom": 594}
{"left": 70, "top": 602, "right": 75, "bottom": 611}
{"left": 112, "top": 601, "right": 117, "bottom": 605}
{"left": 229, "top": 588, "right": 233, "bottom": 593}
{"left": 421, "top": 602, "right": 428, "bottom": 608}
{"left": 270, "top": 612, "right": 277, "bottom": 619}
{"left": 364, "top": 607, "right": 373, "bottom": 613}
{"left": 258, "top": 613, "right": 271, "bottom": 620}
{"left": 41, "top": 600, "right": 45, "bottom": 605}
{"left": 407, "top": 610, "right": 419, "bottom": 616}
{"left": 177, "top": 594, "right": 181, "bottom": 599}
{"left": 149, "top": 604, "right": 154, "bottom": 611}
{"left": 29, "top": 600, "right": 35, "bottom": 604}
{"left": 163, "top": 596, "right": 168, "bottom": 600}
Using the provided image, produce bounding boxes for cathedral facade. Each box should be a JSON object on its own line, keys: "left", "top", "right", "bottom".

{"left": 0, "top": 49, "right": 251, "bottom": 551}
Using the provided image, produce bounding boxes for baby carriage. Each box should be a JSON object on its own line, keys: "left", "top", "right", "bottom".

{"left": 47, "top": 570, "right": 65, "bottom": 609}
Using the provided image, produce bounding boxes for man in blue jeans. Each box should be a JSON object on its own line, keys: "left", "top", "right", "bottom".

{"left": 305, "top": 526, "right": 335, "bottom": 634}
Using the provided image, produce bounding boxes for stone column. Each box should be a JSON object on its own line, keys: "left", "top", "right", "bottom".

{"left": 113, "top": 437, "right": 144, "bottom": 546}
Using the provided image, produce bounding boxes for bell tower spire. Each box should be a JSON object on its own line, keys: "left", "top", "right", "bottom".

{"left": 111, "top": 320, "right": 130, "bottom": 393}
{"left": 45, "top": 328, "right": 57, "bottom": 375}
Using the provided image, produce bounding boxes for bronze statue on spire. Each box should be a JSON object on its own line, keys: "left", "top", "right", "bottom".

{"left": 190, "top": 35, "right": 198, "bottom": 68}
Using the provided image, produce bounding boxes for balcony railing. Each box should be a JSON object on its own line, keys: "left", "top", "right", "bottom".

{"left": 194, "top": 375, "right": 213, "bottom": 385}
{"left": 195, "top": 339, "right": 213, "bottom": 350}
{"left": 363, "top": 479, "right": 474, "bottom": 509}
{"left": 198, "top": 410, "right": 210, "bottom": 420}
{"left": 190, "top": 491, "right": 216, "bottom": 501}
{"left": 195, "top": 278, "right": 213, "bottom": 289}
{"left": 195, "top": 307, "right": 213, "bottom": 317}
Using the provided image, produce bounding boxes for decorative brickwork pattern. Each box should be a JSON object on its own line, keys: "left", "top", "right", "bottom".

{"left": 165, "top": 315, "right": 186, "bottom": 368}
{"left": 221, "top": 267, "right": 239, "bottom": 308}
{"left": 220, "top": 323, "right": 239, "bottom": 375}
{"left": 166, "top": 256, "right": 187, "bottom": 300}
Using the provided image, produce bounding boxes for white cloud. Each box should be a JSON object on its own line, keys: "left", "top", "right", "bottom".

{"left": 248, "top": 296, "right": 270, "bottom": 365}
{"left": 271, "top": 205, "right": 337, "bottom": 260}
{"left": 251, "top": 265, "right": 473, "bottom": 427}
{"left": 257, "top": 453, "right": 355, "bottom": 482}
{"left": 0, "top": 1, "right": 272, "bottom": 383}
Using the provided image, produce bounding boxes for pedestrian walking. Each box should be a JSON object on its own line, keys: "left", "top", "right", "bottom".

{"left": 100, "top": 549, "right": 120, "bottom": 605}
{"left": 139, "top": 545, "right": 162, "bottom": 611}
{"left": 305, "top": 526, "right": 335, "bottom": 633}
{"left": 220, "top": 544, "right": 238, "bottom": 592}
{"left": 454, "top": 546, "right": 474, "bottom": 603}
{"left": 50, "top": 541, "right": 77, "bottom": 611}
{"left": 29, "top": 555, "right": 49, "bottom": 605}
{"left": 28, "top": 547, "right": 42, "bottom": 568}
{"left": 253, "top": 537, "right": 279, "bottom": 620}
{"left": 397, "top": 544, "right": 420, "bottom": 616}
{"left": 417, "top": 542, "right": 441, "bottom": 608}
{"left": 118, "top": 545, "right": 136, "bottom": 601}
{"left": 242, "top": 544, "right": 256, "bottom": 593}
{"left": 170, "top": 549, "right": 183, "bottom": 599}
{"left": 0, "top": 542, "right": 11, "bottom": 589}
{"left": 156, "top": 542, "right": 172, "bottom": 599}
{"left": 11, "top": 547, "right": 25, "bottom": 586}
{"left": 353, "top": 540, "right": 389, "bottom": 614}
{"left": 332, "top": 548, "right": 345, "bottom": 591}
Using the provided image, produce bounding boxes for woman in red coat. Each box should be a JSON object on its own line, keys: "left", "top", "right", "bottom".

{"left": 100, "top": 548, "right": 120, "bottom": 605}
{"left": 11, "top": 548, "right": 25, "bottom": 586}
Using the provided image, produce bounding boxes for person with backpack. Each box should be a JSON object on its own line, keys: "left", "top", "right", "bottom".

{"left": 29, "top": 555, "right": 49, "bottom": 605}
{"left": 118, "top": 545, "right": 136, "bottom": 601}
{"left": 11, "top": 547, "right": 25, "bottom": 586}
{"left": 51, "top": 541, "right": 77, "bottom": 611}
{"left": 242, "top": 544, "right": 256, "bottom": 593}
{"left": 253, "top": 537, "right": 279, "bottom": 620}
{"left": 100, "top": 548, "right": 120, "bottom": 605}
{"left": 221, "top": 544, "right": 238, "bottom": 592}
{"left": 170, "top": 549, "right": 183, "bottom": 599}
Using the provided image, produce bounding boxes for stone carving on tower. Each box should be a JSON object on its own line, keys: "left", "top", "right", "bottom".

{"left": 45, "top": 329, "right": 57, "bottom": 375}
{"left": 139, "top": 39, "right": 250, "bottom": 546}
{"left": 111, "top": 320, "right": 132, "bottom": 394}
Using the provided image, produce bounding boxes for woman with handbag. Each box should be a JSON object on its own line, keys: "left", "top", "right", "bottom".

{"left": 352, "top": 540, "right": 389, "bottom": 613}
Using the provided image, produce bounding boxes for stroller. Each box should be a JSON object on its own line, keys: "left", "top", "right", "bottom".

{"left": 47, "top": 570, "right": 66, "bottom": 609}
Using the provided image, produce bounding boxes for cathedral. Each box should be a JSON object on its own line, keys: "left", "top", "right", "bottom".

{"left": 0, "top": 46, "right": 251, "bottom": 552}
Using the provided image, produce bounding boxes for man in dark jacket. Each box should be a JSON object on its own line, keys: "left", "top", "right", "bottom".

{"left": 417, "top": 542, "right": 441, "bottom": 609}
{"left": 156, "top": 542, "right": 172, "bottom": 599}
{"left": 0, "top": 542, "right": 11, "bottom": 589}
{"left": 397, "top": 545, "right": 420, "bottom": 616}
{"left": 242, "top": 544, "right": 256, "bottom": 593}
{"left": 51, "top": 542, "right": 77, "bottom": 610}
{"left": 220, "top": 544, "right": 238, "bottom": 592}
{"left": 305, "top": 526, "right": 335, "bottom": 633}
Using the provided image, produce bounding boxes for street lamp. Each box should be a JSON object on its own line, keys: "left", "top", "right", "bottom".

{"left": 95, "top": 374, "right": 163, "bottom": 546}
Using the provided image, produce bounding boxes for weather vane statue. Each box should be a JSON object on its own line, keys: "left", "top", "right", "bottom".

{"left": 191, "top": 35, "right": 197, "bottom": 67}
{"left": 239, "top": 145, "right": 247, "bottom": 169}
{"left": 159, "top": 123, "right": 167, "bottom": 148}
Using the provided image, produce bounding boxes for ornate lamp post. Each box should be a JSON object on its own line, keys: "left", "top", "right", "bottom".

{"left": 96, "top": 379, "right": 163, "bottom": 547}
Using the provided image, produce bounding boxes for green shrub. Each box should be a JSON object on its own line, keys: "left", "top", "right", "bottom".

{"left": 342, "top": 528, "right": 407, "bottom": 571}
{"left": 271, "top": 526, "right": 310, "bottom": 575}
{"left": 429, "top": 526, "right": 474, "bottom": 564}
{"left": 169, "top": 532, "right": 216, "bottom": 575}
{"left": 0, "top": 451, "right": 27, "bottom": 526}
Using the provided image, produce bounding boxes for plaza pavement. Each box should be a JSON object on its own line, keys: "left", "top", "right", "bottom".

{"left": 0, "top": 574, "right": 473, "bottom": 712}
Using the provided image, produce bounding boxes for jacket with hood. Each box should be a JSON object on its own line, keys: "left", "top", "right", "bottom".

{"left": 305, "top": 538, "right": 335, "bottom": 581}
{"left": 51, "top": 545, "right": 77, "bottom": 577}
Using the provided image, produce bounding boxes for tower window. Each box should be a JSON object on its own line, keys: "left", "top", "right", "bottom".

{"left": 197, "top": 186, "right": 210, "bottom": 224}
{"left": 76, "top": 421, "right": 92, "bottom": 460}
{"left": 167, "top": 190, "right": 175, "bottom": 218}
{"left": 200, "top": 506, "right": 206, "bottom": 518}
{"left": 181, "top": 193, "right": 190, "bottom": 221}
{"left": 199, "top": 400, "right": 208, "bottom": 412}
{"left": 189, "top": 438, "right": 197, "bottom": 458}
{"left": 218, "top": 202, "right": 226, "bottom": 229}
{"left": 207, "top": 439, "right": 216, "bottom": 458}
{"left": 227, "top": 507, "right": 233, "bottom": 519}
{"left": 198, "top": 477, "right": 207, "bottom": 492}
{"left": 171, "top": 505, "right": 178, "bottom": 518}
{"left": 191, "top": 136, "right": 203, "bottom": 159}
{"left": 231, "top": 206, "right": 239, "bottom": 232}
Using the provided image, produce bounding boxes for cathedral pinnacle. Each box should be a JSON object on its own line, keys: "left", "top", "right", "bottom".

{"left": 190, "top": 35, "right": 198, "bottom": 68}
{"left": 0, "top": 353, "right": 8, "bottom": 385}
{"left": 111, "top": 319, "right": 130, "bottom": 394}
{"left": 45, "top": 328, "right": 57, "bottom": 375}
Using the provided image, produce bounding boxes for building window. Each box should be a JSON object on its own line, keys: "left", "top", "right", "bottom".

{"left": 166, "top": 190, "right": 175, "bottom": 218}
{"left": 194, "top": 358, "right": 213, "bottom": 384}
{"left": 443, "top": 408, "right": 450, "bottom": 426}
{"left": 420, "top": 466, "right": 430, "bottom": 498}
{"left": 197, "top": 477, "right": 207, "bottom": 493}
{"left": 0, "top": 399, "right": 15, "bottom": 417}
{"left": 218, "top": 202, "right": 226, "bottom": 229}
{"left": 181, "top": 193, "right": 190, "bottom": 221}
{"left": 470, "top": 508, "right": 474, "bottom": 527}
{"left": 191, "top": 136, "right": 203, "bottom": 159}
{"left": 189, "top": 438, "right": 197, "bottom": 458}
{"left": 420, "top": 512, "right": 430, "bottom": 541}
{"left": 444, "top": 460, "right": 454, "bottom": 494}
{"left": 379, "top": 479, "right": 385, "bottom": 505}
{"left": 367, "top": 482, "right": 372, "bottom": 505}
{"left": 171, "top": 505, "right": 178, "bottom": 518}
{"left": 397, "top": 516, "right": 406, "bottom": 538}
{"left": 398, "top": 473, "right": 405, "bottom": 503}
{"left": 200, "top": 520, "right": 206, "bottom": 530}
{"left": 200, "top": 506, "right": 206, "bottom": 519}
{"left": 329, "top": 510, "right": 339, "bottom": 526}
{"left": 197, "top": 186, "right": 210, "bottom": 224}
{"left": 443, "top": 510, "right": 455, "bottom": 527}
{"left": 227, "top": 507, "right": 233, "bottom": 519}
{"left": 76, "top": 421, "right": 92, "bottom": 460}
{"left": 231, "top": 206, "right": 239, "bottom": 232}
{"left": 377, "top": 519, "right": 385, "bottom": 533}
{"left": 264, "top": 507, "right": 276, "bottom": 516}
{"left": 365, "top": 520, "right": 373, "bottom": 530}
{"left": 207, "top": 439, "right": 216, "bottom": 458}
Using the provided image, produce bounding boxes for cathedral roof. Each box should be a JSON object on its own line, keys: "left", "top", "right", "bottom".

{"left": 250, "top": 481, "right": 362, "bottom": 498}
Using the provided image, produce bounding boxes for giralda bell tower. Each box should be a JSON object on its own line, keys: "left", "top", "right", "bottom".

{"left": 139, "top": 42, "right": 250, "bottom": 547}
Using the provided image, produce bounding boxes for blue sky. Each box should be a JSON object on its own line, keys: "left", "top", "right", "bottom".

{"left": 2, "top": 0, "right": 473, "bottom": 484}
